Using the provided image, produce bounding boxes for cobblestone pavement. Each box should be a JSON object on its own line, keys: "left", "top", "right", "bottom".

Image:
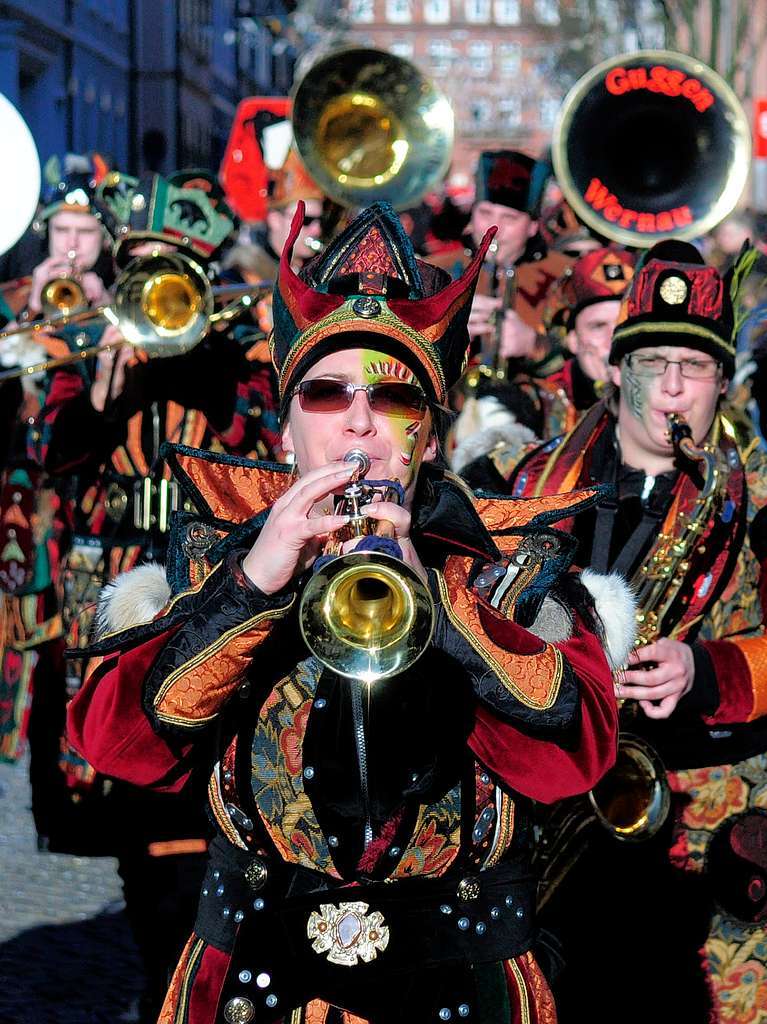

{"left": 0, "top": 756, "right": 145, "bottom": 1024}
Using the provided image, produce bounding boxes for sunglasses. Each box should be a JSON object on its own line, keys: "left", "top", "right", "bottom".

{"left": 290, "top": 378, "right": 429, "bottom": 419}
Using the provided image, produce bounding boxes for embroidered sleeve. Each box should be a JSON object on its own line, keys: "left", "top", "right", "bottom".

{"left": 429, "top": 557, "right": 618, "bottom": 801}
{"left": 145, "top": 556, "right": 295, "bottom": 730}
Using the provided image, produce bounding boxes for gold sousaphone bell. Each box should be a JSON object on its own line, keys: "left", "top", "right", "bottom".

{"left": 292, "top": 48, "right": 454, "bottom": 211}
{"left": 552, "top": 50, "right": 751, "bottom": 247}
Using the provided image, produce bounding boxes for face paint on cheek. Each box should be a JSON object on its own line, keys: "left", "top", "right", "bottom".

{"left": 622, "top": 362, "right": 651, "bottom": 423}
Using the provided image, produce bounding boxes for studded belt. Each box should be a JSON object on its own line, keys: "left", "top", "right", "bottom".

{"left": 196, "top": 836, "right": 535, "bottom": 1022}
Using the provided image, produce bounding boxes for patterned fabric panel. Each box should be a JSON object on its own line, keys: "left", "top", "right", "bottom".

{"left": 153, "top": 596, "right": 294, "bottom": 727}
{"left": 251, "top": 658, "right": 341, "bottom": 878}
{"left": 390, "top": 782, "right": 462, "bottom": 880}
{"left": 669, "top": 754, "right": 767, "bottom": 1024}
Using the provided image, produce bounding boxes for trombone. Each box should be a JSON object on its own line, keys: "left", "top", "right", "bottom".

{"left": 0, "top": 251, "right": 270, "bottom": 381}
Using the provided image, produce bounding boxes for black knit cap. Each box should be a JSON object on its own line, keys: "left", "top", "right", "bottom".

{"left": 609, "top": 240, "right": 735, "bottom": 377}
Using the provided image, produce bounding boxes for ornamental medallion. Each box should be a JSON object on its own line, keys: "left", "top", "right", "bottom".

{"left": 307, "top": 901, "right": 389, "bottom": 966}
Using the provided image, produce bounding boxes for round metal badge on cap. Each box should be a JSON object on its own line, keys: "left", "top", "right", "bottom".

{"left": 659, "top": 275, "right": 688, "bottom": 305}
{"left": 352, "top": 296, "right": 382, "bottom": 318}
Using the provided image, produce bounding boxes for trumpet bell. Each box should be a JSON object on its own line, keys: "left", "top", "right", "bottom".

{"left": 588, "top": 733, "right": 671, "bottom": 841}
{"left": 292, "top": 48, "right": 454, "bottom": 210}
{"left": 106, "top": 252, "right": 213, "bottom": 358}
{"left": 41, "top": 277, "right": 87, "bottom": 317}
{"left": 300, "top": 550, "right": 434, "bottom": 682}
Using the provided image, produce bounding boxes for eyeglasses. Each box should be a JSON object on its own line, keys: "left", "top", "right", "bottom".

{"left": 290, "top": 378, "right": 429, "bottom": 419}
{"left": 625, "top": 353, "right": 722, "bottom": 381}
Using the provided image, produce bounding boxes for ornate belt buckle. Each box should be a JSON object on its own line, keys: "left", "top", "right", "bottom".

{"left": 307, "top": 900, "right": 389, "bottom": 966}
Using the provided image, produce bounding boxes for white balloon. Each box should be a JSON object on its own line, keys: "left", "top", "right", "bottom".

{"left": 0, "top": 93, "right": 40, "bottom": 257}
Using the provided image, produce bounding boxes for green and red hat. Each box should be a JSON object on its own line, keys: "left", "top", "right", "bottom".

{"left": 37, "top": 152, "right": 111, "bottom": 226}
{"left": 96, "top": 171, "right": 235, "bottom": 266}
{"left": 609, "top": 240, "right": 735, "bottom": 376}
{"left": 563, "top": 247, "right": 636, "bottom": 328}
{"left": 270, "top": 201, "right": 496, "bottom": 405}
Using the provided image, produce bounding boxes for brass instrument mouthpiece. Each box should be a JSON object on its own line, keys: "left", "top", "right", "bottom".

{"left": 343, "top": 449, "right": 371, "bottom": 482}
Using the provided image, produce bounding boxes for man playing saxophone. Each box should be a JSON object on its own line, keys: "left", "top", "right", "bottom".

{"left": 461, "top": 239, "right": 767, "bottom": 1023}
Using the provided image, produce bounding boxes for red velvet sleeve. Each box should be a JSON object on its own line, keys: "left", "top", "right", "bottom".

{"left": 66, "top": 625, "right": 194, "bottom": 791}
{"left": 468, "top": 620, "right": 619, "bottom": 803}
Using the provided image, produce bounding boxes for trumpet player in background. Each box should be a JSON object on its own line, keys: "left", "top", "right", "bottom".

{"left": 22, "top": 153, "right": 115, "bottom": 322}
{"left": 433, "top": 150, "right": 572, "bottom": 378}
{"left": 0, "top": 154, "right": 117, "bottom": 873}
{"left": 63, "top": 200, "right": 628, "bottom": 1024}
{"left": 22, "top": 167, "right": 287, "bottom": 1024}
{"left": 462, "top": 241, "right": 767, "bottom": 1024}
{"left": 451, "top": 246, "right": 636, "bottom": 476}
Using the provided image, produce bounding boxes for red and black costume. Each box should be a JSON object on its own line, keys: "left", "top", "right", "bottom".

{"left": 66, "top": 202, "right": 622, "bottom": 1024}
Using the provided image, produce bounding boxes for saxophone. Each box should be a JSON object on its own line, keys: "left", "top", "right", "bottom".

{"left": 536, "top": 414, "right": 726, "bottom": 907}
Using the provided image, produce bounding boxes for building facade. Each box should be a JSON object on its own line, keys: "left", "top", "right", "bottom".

{"left": 342, "top": 0, "right": 664, "bottom": 186}
{"left": 0, "top": 0, "right": 296, "bottom": 176}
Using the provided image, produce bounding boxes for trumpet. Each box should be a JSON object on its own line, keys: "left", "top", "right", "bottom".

{"left": 40, "top": 250, "right": 87, "bottom": 318}
{"left": 0, "top": 252, "right": 270, "bottom": 382}
{"left": 299, "top": 449, "right": 434, "bottom": 683}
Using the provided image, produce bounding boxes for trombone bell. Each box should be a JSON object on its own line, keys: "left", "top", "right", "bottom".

{"left": 141, "top": 272, "right": 204, "bottom": 333}
{"left": 105, "top": 251, "right": 213, "bottom": 358}
{"left": 300, "top": 550, "right": 434, "bottom": 682}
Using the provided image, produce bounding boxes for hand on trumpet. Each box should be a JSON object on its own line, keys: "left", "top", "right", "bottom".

{"left": 28, "top": 255, "right": 79, "bottom": 315}
{"left": 467, "top": 294, "right": 536, "bottom": 360}
{"left": 342, "top": 490, "right": 427, "bottom": 583}
{"left": 241, "top": 462, "right": 357, "bottom": 595}
{"left": 90, "top": 324, "right": 133, "bottom": 412}
{"left": 79, "top": 270, "right": 110, "bottom": 308}
{"left": 616, "top": 637, "right": 695, "bottom": 719}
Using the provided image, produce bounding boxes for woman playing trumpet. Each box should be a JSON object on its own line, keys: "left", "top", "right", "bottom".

{"left": 66, "top": 201, "right": 628, "bottom": 1024}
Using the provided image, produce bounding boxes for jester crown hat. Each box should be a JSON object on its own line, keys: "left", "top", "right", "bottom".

{"left": 271, "top": 201, "right": 496, "bottom": 404}
{"left": 38, "top": 153, "right": 110, "bottom": 224}
{"left": 95, "top": 171, "right": 234, "bottom": 266}
{"left": 609, "top": 240, "right": 735, "bottom": 376}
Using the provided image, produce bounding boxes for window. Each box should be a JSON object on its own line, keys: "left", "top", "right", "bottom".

{"left": 429, "top": 39, "right": 453, "bottom": 74}
{"left": 469, "top": 98, "right": 492, "bottom": 128}
{"left": 499, "top": 96, "right": 522, "bottom": 128}
{"left": 494, "top": 0, "right": 520, "bottom": 22}
{"left": 386, "top": 0, "right": 411, "bottom": 22}
{"left": 465, "top": 0, "right": 491, "bottom": 22}
{"left": 468, "top": 41, "right": 492, "bottom": 76}
{"left": 390, "top": 40, "right": 414, "bottom": 59}
{"left": 539, "top": 94, "right": 561, "bottom": 128}
{"left": 348, "top": 0, "right": 375, "bottom": 21}
{"left": 498, "top": 41, "right": 521, "bottom": 76}
{"left": 424, "top": 0, "right": 450, "bottom": 21}
{"left": 534, "top": 0, "right": 560, "bottom": 24}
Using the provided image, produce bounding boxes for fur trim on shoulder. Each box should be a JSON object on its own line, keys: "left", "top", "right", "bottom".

{"left": 580, "top": 569, "right": 637, "bottom": 670}
{"left": 451, "top": 396, "right": 537, "bottom": 474}
{"left": 95, "top": 562, "right": 171, "bottom": 639}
